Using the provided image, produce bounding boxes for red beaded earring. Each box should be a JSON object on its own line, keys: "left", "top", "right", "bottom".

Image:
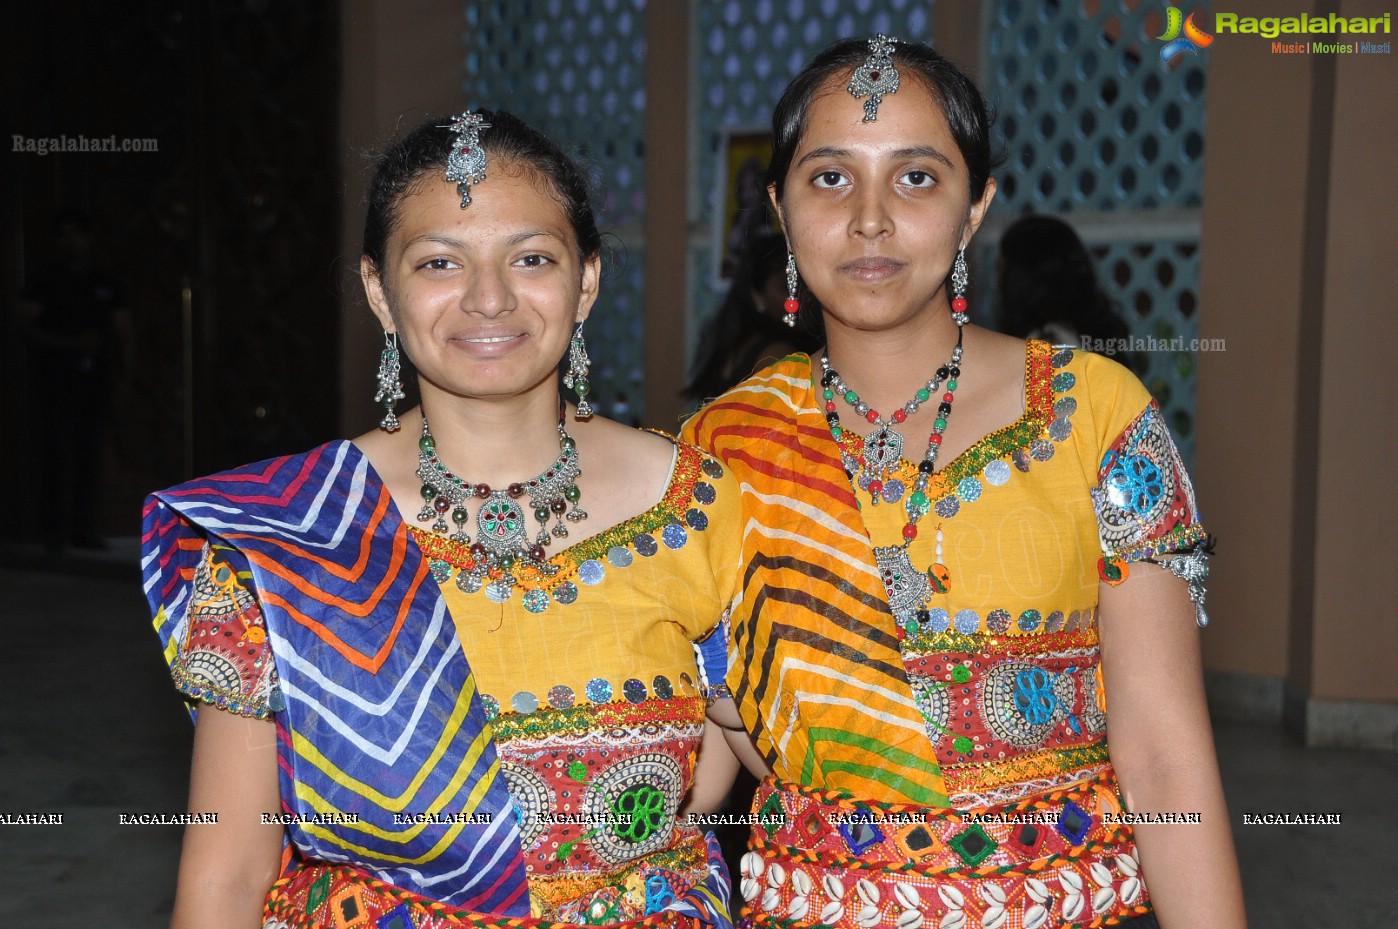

{"left": 950, "top": 247, "right": 969, "bottom": 326}
{"left": 783, "top": 252, "right": 800, "bottom": 328}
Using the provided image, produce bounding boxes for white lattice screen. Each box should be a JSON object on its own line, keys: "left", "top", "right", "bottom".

{"left": 981, "top": 0, "right": 1209, "bottom": 460}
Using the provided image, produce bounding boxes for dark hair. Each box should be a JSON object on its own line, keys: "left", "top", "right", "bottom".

{"left": 996, "top": 214, "right": 1132, "bottom": 350}
{"left": 362, "top": 109, "right": 602, "bottom": 275}
{"left": 767, "top": 38, "right": 998, "bottom": 204}
{"left": 682, "top": 230, "right": 820, "bottom": 403}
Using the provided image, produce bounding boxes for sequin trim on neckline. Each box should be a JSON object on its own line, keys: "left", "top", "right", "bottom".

{"left": 832, "top": 341, "right": 1059, "bottom": 513}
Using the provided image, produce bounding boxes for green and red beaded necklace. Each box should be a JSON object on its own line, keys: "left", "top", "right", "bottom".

{"left": 818, "top": 327, "right": 965, "bottom": 623}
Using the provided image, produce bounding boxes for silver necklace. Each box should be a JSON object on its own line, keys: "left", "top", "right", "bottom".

{"left": 415, "top": 411, "right": 586, "bottom": 600}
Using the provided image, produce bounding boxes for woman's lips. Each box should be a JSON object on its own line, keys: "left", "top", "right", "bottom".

{"left": 450, "top": 333, "right": 525, "bottom": 355}
{"left": 840, "top": 257, "right": 905, "bottom": 281}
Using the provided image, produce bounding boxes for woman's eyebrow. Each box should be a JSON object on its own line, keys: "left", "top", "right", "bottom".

{"left": 402, "top": 230, "right": 563, "bottom": 250}
{"left": 403, "top": 233, "right": 468, "bottom": 249}
{"left": 794, "top": 145, "right": 852, "bottom": 167}
{"left": 893, "top": 146, "right": 955, "bottom": 170}
{"left": 794, "top": 145, "right": 955, "bottom": 170}
{"left": 503, "top": 229, "right": 563, "bottom": 246}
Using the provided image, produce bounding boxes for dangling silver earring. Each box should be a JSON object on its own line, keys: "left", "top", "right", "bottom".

{"left": 950, "top": 247, "right": 970, "bottom": 327}
{"left": 375, "top": 331, "right": 405, "bottom": 431}
{"left": 783, "top": 252, "right": 800, "bottom": 328}
{"left": 562, "top": 321, "right": 593, "bottom": 419}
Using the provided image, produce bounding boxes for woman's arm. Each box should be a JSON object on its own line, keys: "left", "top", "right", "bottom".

{"left": 1098, "top": 567, "right": 1246, "bottom": 929}
{"left": 680, "top": 711, "right": 742, "bottom": 817}
{"left": 170, "top": 706, "right": 284, "bottom": 929}
{"left": 705, "top": 696, "right": 773, "bottom": 781}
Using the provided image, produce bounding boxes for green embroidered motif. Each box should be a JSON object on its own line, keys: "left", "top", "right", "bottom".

{"left": 758, "top": 790, "right": 787, "bottom": 834}
{"left": 949, "top": 823, "right": 998, "bottom": 866}
{"left": 306, "top": 870, "right": 332, "bottom": 913}
{"left": 612, "top": 784, "right": 666, "bottom": 843}
{"left": 583, "top": 893, "right": 622, "bottom": 925}
{"left": 555, "top": 826, "right": 601, "bottom": 861}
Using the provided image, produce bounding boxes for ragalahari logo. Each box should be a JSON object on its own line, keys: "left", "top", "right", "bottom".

{"left": 1158, "top": 6, "right": 1214, "bottom": 64}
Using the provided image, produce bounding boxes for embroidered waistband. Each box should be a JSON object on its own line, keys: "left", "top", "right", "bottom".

{"left": 488, "top": 696, "right": 706, "bottom": 742}
{"left": 902, "top": 622, "right": 1101, "bottom": 657}
{"left": 737, "top": 775, "right": 1151, "bottom": 928}
{"left": 527, "top": 831, "right": 711, "bottom": 917}
{"left": 263, "top": 859, "right": 719, "bottom": 929}
{"left": 942, "top": 743, "right": 1113, "bottom": 798}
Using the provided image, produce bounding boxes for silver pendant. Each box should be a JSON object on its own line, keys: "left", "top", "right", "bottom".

{"left": 874, "top": 544, "right": 931, "bottom": 618}
{"left": 862, "top": 424, "right": 905, "bottom": 479}
{"left": 477, "top": 495, "right": 528, "bottom": 553}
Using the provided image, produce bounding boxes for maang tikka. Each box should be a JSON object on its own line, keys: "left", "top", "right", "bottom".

{"left": 375, "top": 331, "right": 405, "bottom": 431}
{"left": 444, "top": 112, "right": 491, "bottom": 207}
{"left": 848, "top": 34, "right": 901, "bottom": 122}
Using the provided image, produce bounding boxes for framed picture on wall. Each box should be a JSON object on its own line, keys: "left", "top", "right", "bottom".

{"left": 713, "top": 127, "right": 778, "bottom": 286}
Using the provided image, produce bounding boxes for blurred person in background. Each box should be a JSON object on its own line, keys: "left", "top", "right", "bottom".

{"left": 684, "top": 229, "right": 820, "bottom": 406}
{"left": 996, "top": 213, "right": 1138, "bottom": 370}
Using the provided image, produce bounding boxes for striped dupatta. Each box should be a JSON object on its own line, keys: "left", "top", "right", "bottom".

{"left": 142, "top": 441, "right": 532, "bottom": 916}
{"left": 683, "top": 358, "right": 948, "bottom": 806}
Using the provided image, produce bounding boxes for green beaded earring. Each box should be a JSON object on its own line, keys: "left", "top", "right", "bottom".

{"left": 562, "top": 321, "right": 593, "bottom": 419}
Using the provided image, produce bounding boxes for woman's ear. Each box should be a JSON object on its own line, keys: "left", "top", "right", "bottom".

{"left": 960, "top": 177, "right": 999, "bottom": 250}
{"left": 767, "top": 184, "right": 786, "bottom": 237}
{"left": 575, "top": 254, "right": 602, "bottom": 324}
{"left": 361, "top": 256, "right": 396, "bottom": 332}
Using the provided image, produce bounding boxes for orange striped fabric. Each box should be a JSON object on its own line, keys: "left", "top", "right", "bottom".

{"left": 683, "top": 358, "right": 947, "bottom": 806}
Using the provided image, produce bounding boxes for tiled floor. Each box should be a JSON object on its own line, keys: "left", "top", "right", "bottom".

{"left": 1, "top": 562, "right": 1393, "bottom": 927}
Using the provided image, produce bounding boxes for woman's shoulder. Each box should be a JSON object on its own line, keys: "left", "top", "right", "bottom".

{"left": 1051, "top": 342, "right": 1153, "bottom": 414}
{"left": 589, "top": 421, "right": 733, "bottom": 492}
{"left": 558, "top": 420, "right": 738, "bottom": 546}
{"left": 576, "top": 416, "right": 676, "bottom": 467}
{"left": 1042, "top": 342, "right": 1163, "bottom": 460}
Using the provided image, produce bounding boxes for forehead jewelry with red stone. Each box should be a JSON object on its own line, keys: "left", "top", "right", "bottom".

{"left": 444, "top": 112, "right": 491, "bottom": 207}
{"left": 847, "top": 34, "right": 902, "bottom": 122}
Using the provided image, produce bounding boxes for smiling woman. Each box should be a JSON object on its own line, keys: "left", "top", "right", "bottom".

{"left": 363, "top": 167, "right": 601, "bottom": 404}
{"left": 142, "top": 110, "right": 748, "bottom": 929}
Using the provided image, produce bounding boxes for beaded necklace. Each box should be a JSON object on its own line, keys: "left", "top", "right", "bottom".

{"left": 821, "top": 360, "right": 952, "bottom": 506}
{"left": 415, "top": 411, "right": 586, "bottom": 602}
{"left": 819, "top": 329, "right": 964, "bottom": 622}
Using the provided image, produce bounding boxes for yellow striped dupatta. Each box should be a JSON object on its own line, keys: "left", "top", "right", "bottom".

{"left": 683, "top": 356, "right": 947, "bottom": 806}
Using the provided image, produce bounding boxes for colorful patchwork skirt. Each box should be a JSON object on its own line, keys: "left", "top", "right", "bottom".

{"left": 263, "top": 833, "right": 733, "bottom": 928}
{"left": 737, "top": 774, "right": 1152, "bottom": 929}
